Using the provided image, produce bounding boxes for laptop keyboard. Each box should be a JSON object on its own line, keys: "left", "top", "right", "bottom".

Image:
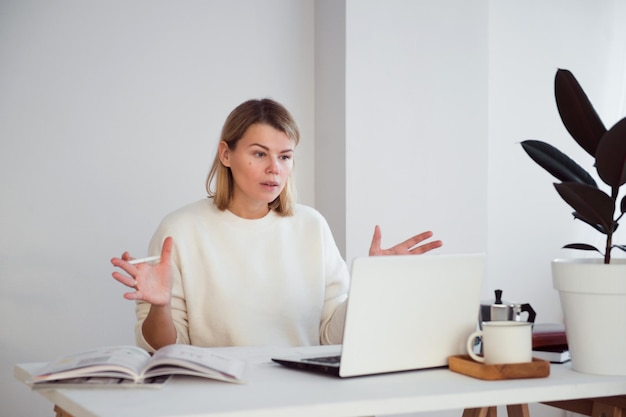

{"left": 302, "top": 355, "right": 341, "bottom": 365}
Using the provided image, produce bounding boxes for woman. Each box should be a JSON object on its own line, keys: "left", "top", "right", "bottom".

{"left": 111, "top": 98, "right": 442, "bottom": 352}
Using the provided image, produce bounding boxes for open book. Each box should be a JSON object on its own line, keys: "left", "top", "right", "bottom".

{"left": 29, "top": 344, "right": 247, "bottom": 388}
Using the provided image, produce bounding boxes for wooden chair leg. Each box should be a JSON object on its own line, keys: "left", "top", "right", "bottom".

{"left": 463, "top": 406, "right": 497, "bottom": 417}
{"left": 54, "top": 405, "right": 74, "bottom": 417}
{"left": 591, "top": 401, "right": 622, "bottom": 417}
{"left": 462, "top": 403, "right": 529, "bottom": 417}
{"left": 507, "top": 404, "right": 530, "bottom": 417}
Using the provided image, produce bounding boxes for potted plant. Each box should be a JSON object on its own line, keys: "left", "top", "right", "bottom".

{"left": 521, "top": 68, "right": 626, "bottom": 375}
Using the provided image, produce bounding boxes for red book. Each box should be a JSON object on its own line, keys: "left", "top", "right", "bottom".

{"left": 532, "top": 323, "right": 568, "bottom": 349}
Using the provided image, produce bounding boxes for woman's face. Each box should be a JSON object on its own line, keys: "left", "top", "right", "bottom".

{"left": 219, "top": 123, "right": 295, "bottom": 218}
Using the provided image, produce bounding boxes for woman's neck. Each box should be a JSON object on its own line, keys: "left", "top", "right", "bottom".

{"left": 227, "top": 201, "right": 270, "bottom": 219}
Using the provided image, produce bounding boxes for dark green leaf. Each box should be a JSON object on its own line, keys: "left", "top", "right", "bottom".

{"left": 612, "top": 245, "right": 626, "bottom": 253}
{"left": 555, "top": 69, "right": 607, "bottom": 157}
{"left": 595, "top": 117, "right": 626, "bottom": 188}
{"left": 563, "top": 243, "right": 602, "bottom": 254}
{"left": 521, "top": 140, "right": 597, "bottom": 186}
{"left": 572, "top": 212, "right": 615, "bottom": 234}
{"left": 554, "top": 182, "right": 614, "bottom": 234}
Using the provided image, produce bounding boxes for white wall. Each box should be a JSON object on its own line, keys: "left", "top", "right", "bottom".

{"left": 0, "top": 1, "right": 315, "bottom": 415}
{"left": 487, "top": 0, "right": 626, "bottom": 323}
{"left": 2, "top": 1, "right": 626, "bottom": 416}
{"left": 338, "top": 0, "right": 626, "bottom": 322}
{"left": 344, "top": 0, "right": 489, "bottom": 260}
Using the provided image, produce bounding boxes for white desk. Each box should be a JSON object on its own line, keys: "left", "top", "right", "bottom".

{"left": 14, "top": 345, "right": 626, "bottom": 417}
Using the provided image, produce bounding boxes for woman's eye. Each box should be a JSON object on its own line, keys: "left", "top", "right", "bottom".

{"left": 280, "top": 155, "right": 292, "bottom": 161}
{"left": 254, "top": 151, "right": 266, "bottom": 158}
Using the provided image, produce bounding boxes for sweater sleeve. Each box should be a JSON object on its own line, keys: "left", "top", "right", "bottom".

{"left": 323, "top": 300, "right": 347, "bottom": 344}
{"left": 318, "top": 217, "right": 350, "bottom": 345}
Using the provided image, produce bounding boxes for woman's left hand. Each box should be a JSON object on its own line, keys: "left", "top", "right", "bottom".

{"left": 369, "top": 225, "right": 442, "bottom": 256}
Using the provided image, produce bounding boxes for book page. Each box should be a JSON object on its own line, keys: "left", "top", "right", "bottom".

{"left": 33, "top": 346, "right": 151, "bottom": 382}
{"left": 144, "top": 344, "right": 247, "bottom": 383}
{"left": 31, "top": 375, "right": 171, "bottom": 389}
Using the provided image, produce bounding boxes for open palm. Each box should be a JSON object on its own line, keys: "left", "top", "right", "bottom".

{"left": 369, "top": 225, "right": 442, "bottom": 256}
{"left": 111, "top": 237, "right": 174, "bottom": 306}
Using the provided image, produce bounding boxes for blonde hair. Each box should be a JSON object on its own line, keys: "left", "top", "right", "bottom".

{"left": 206, "top": 98, "right": 300, "bottom": 216}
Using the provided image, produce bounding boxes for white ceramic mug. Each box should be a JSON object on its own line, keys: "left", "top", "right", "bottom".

{"left": 466, "top": 321, "right": 532, "bottom": 364}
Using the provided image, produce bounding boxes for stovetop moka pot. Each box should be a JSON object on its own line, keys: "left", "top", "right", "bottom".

{"left": 479, "top": 289, "right": 536, "bottom": 328}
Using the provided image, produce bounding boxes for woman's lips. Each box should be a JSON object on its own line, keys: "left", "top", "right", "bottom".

{"left": 261, "top": 181, "right": 280, "bottom": 191}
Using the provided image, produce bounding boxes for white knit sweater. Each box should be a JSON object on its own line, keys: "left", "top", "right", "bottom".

{"left": 135, "top": 199, "right": 349, "bottom": 351}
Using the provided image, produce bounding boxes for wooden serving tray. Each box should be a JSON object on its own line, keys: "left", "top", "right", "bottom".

{"left": 448, "top": 355, "right": 550, "bottom": 380}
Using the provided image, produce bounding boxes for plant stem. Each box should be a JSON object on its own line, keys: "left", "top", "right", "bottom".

{"left": 607, "top": 186, "right": 619, "bottom": 264}
{"left": 605, "top": 233, "right": 612, "bottom": 264}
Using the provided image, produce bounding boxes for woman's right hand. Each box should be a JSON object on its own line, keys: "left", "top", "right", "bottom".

{"left": 111, "top": 236, "right": 174, "bottom": 306}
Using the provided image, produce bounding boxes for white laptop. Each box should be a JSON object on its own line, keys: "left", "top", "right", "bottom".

{"left": 272, "top": 253, "right": 485, "bottom": 377}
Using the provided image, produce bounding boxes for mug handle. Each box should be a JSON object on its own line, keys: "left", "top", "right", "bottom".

{"left": 466, "top": 330, "right": 485, "bottom": 363}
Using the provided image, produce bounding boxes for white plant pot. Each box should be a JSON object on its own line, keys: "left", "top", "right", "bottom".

{"left": 552, "top": 258, "right": 626, "bottom": 375}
